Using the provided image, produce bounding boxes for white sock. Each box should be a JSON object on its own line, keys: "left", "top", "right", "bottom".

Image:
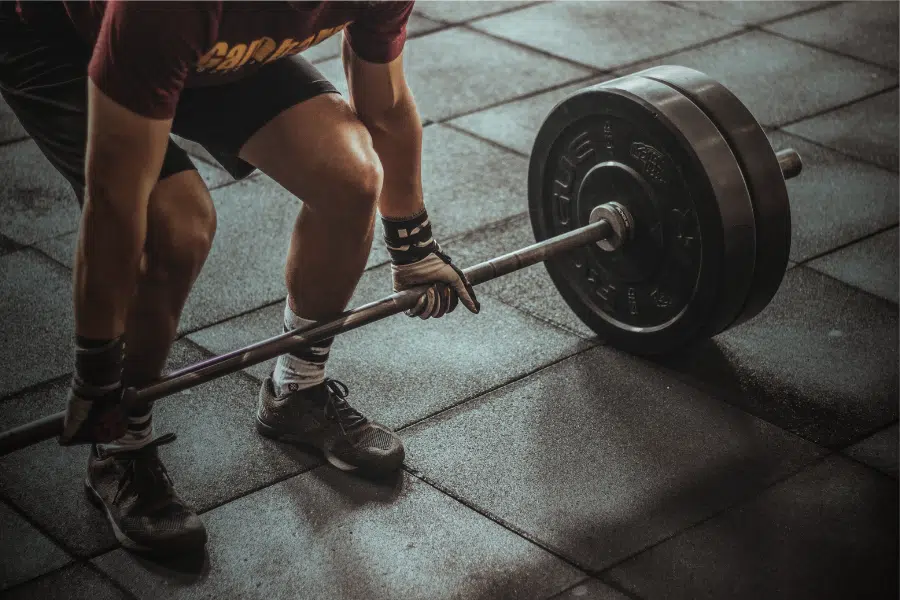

{"left": 273, "top": 299, "right": 333, "bottom": 396}
{"left": 99, "top": 410, "right": 153, "bottom": 453}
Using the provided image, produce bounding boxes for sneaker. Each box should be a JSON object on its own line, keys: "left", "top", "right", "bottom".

{"left": 256, "top": 377, "right": 405, "bottom": 476}
{"left": 84, "top": 433, "right": 207, "bottom": 553}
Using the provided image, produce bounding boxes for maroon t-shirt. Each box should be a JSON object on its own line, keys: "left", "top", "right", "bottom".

{"left": 16, "top": 1, "right": 414, "bottom": 119}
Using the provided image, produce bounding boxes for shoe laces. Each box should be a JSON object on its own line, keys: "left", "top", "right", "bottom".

{"left": 321, "top": 379, "right": 367, "bottom": 433}
{"left": 105, "top": 433, "right": 178, "bottom": 507}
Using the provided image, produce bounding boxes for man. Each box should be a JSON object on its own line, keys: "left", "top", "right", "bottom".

{"left": 0, "top": 0, "right": 479, "bottom": 554}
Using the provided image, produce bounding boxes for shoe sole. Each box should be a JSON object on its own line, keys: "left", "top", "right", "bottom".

{"left": 83, "top": 479, "right": 207, "bottom": 554}
{"left": 255, "top": 417, "right": 404, "bottom": 475}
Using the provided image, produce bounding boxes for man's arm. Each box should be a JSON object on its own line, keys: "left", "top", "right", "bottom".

{"left": 341, "top": 39, "right": 423, "bottom": 219}
{"left": 75, "top": 81, "right": 172, "bottom": 339}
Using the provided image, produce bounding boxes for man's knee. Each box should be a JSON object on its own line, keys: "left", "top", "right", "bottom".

{"left": 143, "top": 171, "right": 216, "bottom": 283}
{"left": 326, "top": 142, "right": 383, "bottom": 216}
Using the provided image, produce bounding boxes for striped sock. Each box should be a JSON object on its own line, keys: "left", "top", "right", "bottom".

{"left": 273, "top": 299, "right": 333, "bottom": 396}
{"left": 100, "top": 407, "right": 154, "bottom": 452}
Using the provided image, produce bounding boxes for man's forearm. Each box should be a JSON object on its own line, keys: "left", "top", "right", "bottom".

{"left": 363, "top": 93, "right": 425, "bottom": 219}
{"left": 74, "top": 179, "right": 151, "bottom": 339}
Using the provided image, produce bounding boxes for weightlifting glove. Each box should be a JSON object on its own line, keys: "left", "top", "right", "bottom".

{"left": 383, "top": 209, "right": 480, "bottom": 319}
{"left": 59, "top": 337, "right": 129, "bottom": 446}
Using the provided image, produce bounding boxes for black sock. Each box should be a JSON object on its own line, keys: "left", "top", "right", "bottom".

{"left": 73, "top": 335, "right": 124, "bottom": 393}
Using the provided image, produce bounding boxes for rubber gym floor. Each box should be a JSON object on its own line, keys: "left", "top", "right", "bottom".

{"left": 0, "top": 2, "right": 897, "bottom": 599}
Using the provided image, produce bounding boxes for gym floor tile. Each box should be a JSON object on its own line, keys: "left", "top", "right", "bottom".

{"left": 0, "top": 99, "right": 26, "bottom": 144}
{"left": 0, "top": 341, "right": 318, "bottom": 558}
{"left": 402, "top": 345, "right": 826, "bottom": 572}
{"left": 546, "top": 578, "right": 630, "bottom": 600}
{"left": 0, "top": 564, "right": 128, "bottom": 600}
{"left": 782, "top": 89, "right": 899, "bottom": 172}
{"left": 769, "top": 132, "right": 899, "bottom": 263}
{"left": 448, "top": 76, "right": 610, "bottom": 156}
{"left": 305, "top": 14, "right": 444, "bottom": 63}
{"left": 442, "top": 214, "right": 597, "bottom": 338}
{"left": 622, "top": 30, "right": 897, "bottom": 128}
{"left": 413, "top": 1, "right": 539, "bottom": 24}
{"left": 674, "top": 1, "right": 834, "bottom": 26}
{"left": 0, "top": 251, "right": 74, "bottom": 399}
{"left": 843, "top": 423, "right": 899, "bottom": 478}
{"left": 806, "top": 227, "right": 899, "bottom": 304}
{"left": 189, "top": 262, "right": 593, "bottom": 430}
{"left": 0, "top": 502, "right": 70, "bottom": 591}
{"left": 765, "top": 1, "right": 899, "bottom": 70}
{"left": 93, "top": 469, "right": 584, "bottom": 600}
{"left": 659, "top": 267, "right": 898, "bottom": 449}
{"left": 605, "top": 456, "right": 899, "bottom": 600}
{"left": 0, "top": 140, "right": 80, "bottom": 247}
{"left": 472, "top": 1, "right": 739, "bottom": 71}
{"left": 315, "top": 27, "right": 591, "bottom": 122}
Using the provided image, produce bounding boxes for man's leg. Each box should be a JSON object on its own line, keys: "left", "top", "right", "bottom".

{"left": 108, "top": 170, "right": 217, "bottom": 445}
{"left": 83, "top": 169, "right": 213, "bottom": 553}
{"left": 168, "top": 55, "right": 404, "bottom": 475}
{"left": 0, "top": 11, "right": 211, "bottom": 550}
{"left": 238, "top": 93, "right": 405, "bottom": 475}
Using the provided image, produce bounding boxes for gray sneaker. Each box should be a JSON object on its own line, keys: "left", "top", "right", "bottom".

{"left": 256, "top": 377, "right": 405, "bottom": 476}
{"left": 84, "top": 433, "right": 207, "bottom": 553}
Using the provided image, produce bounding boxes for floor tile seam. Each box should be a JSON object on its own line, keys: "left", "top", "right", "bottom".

{"left": 774, "top": 82, "right": 900, "bottom": 130}
{"left": 403, "top": 466, "right": 596, "bottom": 573}
{"left": 443, "top": 1, "right": 551, "bottom": 27}
{"left": 0, "top": 561, "right": 75, "bottom": 598}
{"left": 792, "top": 223, "right": 900, "bottom": 270}
{"left": 752, "top": 23, "right": 900, "bottom": 73}
{"left": 405, "top": 466, "right": 648, "bottom": 600}
{"left": 801, "top": 259, "right": 900, "bottom": 308}
{"left": 484, "top": 294, "right": 601, "bottom": 341}
{"left": 636, "top": 359, "right": 859, "bottom": 452}
{"left": 440, "top": 121, "right": 528, "bottom": 159}
{"left": 192, "top": 464, "right": 319, "bottom": 518}
{"left": 0, "top": 133, "right": 29, "bottom": 148}
{"left": 665, "top": 0, "right": 844, "bottom": 29}
{"left": 594, "top": 450, "right": 838, "bottom": 578}
{"left": 836, "top": 448, "right": 900, "bottom": 481}
{"left": 600, "top": 27, "right": 753, "bottom": 76}
{"left": 435, "top": 72, "right": 605, "bottom": 125}
{"left": 83, "top": 560, "right": 140, "bottom": 600}
{"left": 309, "top": 20, "right": 459, "bottom": 65}
{"left": 0, "top": 373, "right": 71, "bottom": 406}
{"left": 0, "top": 494, "right": 80, "bottom": 563}
{"left": 769, "top": 126, "right": 900, "bottom": 173}
{"left": 395, "top": 342, "right": 598, "bottom": 433}
{"left": 458, "top": 23, "right": 610, "bottom": 74}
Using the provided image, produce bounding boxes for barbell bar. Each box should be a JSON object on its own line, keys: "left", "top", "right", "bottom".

{"left": 1, "top": 217, "right": 617, "bottom": 456}
{"left": 0, "top": 66, "right": 803, "bottom": 457}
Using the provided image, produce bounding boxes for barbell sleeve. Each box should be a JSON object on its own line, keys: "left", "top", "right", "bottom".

{"left": 0, "top": 219, "right": 613, "bottom": 456}
{"left": 775, "top": 148, "right": 802, "bottom": 180}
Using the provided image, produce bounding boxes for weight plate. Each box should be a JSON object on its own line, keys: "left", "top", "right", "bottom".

{"left": 529, "top": 75, "right": 756, "bottom": 355}
{"left": 634, "top": 66, "right": 792, "bottom": 332}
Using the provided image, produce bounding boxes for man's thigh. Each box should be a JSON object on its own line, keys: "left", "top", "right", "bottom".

{"left": 171, "top": 55, "right": 339, "bottom": 181}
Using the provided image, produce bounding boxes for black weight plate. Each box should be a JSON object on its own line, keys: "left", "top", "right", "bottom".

{"left": 529, "top": 75, "right": 756, "bottom": 355}
{"left": 635, "top": 65, "right": 792, "bottom": 332}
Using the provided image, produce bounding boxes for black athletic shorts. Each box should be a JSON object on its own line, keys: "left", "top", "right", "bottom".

{"left": 0, "top": 1, "right": 338, "bottom": 204}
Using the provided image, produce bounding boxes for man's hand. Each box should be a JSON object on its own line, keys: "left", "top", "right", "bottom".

{"left": 383, "top": 209, "right": 479, "bottom": 319}
{"left": 59, "top": 384, "right": 129, "bottom": 446}
{"left": 392, "top": 244, "right": 479, "bottom": 319}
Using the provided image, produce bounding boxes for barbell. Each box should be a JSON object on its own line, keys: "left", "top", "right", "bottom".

{"left": 0, "top": 66, "right": 801, "bottom": 456}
